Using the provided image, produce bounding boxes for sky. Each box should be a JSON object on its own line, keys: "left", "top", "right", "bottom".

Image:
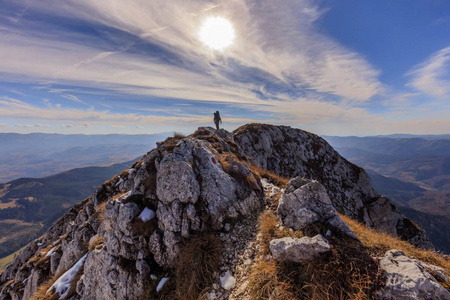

{"left": 0, "top": 0, "right": 449, "bottom": 136}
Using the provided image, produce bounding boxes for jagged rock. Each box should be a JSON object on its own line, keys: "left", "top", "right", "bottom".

{"left": 269, "top": 235, "right": 331, "bottom": 263}
{"left": 277, "top": 177, "right": 356, "bottom": 238}
{"left": 234, "top": 124, "right": 432, "bottom": 249}
{"left": 378, "top": 250, "right": 450, "bottom": 300}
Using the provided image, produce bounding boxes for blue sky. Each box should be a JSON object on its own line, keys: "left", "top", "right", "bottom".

{"left": 0, "top": 0, "right": 449, "bottom": 135}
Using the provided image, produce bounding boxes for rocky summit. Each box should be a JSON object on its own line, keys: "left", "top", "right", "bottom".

{"left": 1, "top": 124, "right": 448, "bottom": 300}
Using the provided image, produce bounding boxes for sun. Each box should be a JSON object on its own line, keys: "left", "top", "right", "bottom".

{"left": 199, "top": 17, "right": 235, "bottom": 50}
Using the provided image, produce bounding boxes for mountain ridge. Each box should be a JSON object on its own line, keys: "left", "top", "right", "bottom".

{"left": 1, "top": 124, "right": 448, "bottom": 300}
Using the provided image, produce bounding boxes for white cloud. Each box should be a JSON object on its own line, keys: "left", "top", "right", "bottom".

{"left": 1, "top": 0, "right": 382, "bottom": 103}
{"left": 62, "top": 94, "right": 85, "bottom": 104}
{"left": 407, "top": 46, "right": 450, "bottom": 97}
{"left": 61, "top": 124, "right": 73, "bottom": 128}
{"left": 0, "top": 123, "right": 7, "bottom": 127}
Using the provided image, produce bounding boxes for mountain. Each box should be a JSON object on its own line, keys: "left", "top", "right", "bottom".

{"left": 0, "top": 160, "right": 137, "bottom": 260}
{"left": 323, "top": 135, "right": 450, "bottom": 254}
{"left": 1, "top": 124, "right": 448, "bottom": 300}
{"left": 0, "top": 133, "right": 168, "bottom": 183}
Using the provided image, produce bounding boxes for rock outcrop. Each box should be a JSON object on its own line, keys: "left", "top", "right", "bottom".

{"left": 269, "top": 235, "right": 331, "bottom": 263}
{"left": 277, "top": 176, "right": 356, "bottom": 238}
{"left": 378, "top": 250, "right": 450, "bottom": 300}
{"left": 233, "top": 124, "right": 432, "bottom": 249}
{"left": 0, "top": 124, "right": 437, "bottom": 300}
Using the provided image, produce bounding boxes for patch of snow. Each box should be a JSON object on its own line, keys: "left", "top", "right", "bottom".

{"left": 156, "top": 277, "right": 169, "bottom": 292}
{"left": 128, "top": 168, "right": 135, "bottom": 175}
{"left": 138, "top": 207, "right": 156, "bottom": 222}
{"left": 115, "top": 177, "right": 124, "bottom": 187}
{"left": 220, "top": 271, "right": 236, "bottom": 290}
{"left": 45, "top": 246, "right": 56, "bottom": 257}
{"left": 47, "top": 253, "right": 88, "bottom": 299}
{"left": 37, "top": 242, "right": 43, "bottom": 247}
{"left": 150, "top": 274, "right": 158, "bottom": 280}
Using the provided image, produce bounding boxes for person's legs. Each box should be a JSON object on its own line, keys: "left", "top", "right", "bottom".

{"left": 215, "top": 120, "right": 219, "bottom": 130}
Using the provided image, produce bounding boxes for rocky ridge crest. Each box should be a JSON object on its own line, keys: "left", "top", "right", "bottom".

{"left": 0, "top": 124, "right": 441, "bottom": 300}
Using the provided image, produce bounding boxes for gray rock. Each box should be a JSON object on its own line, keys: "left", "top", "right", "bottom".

{"left": 378, "top": 250, "right": 450, "bottom": 300}
{"left": 234, "top": 124, "right": 432, "bottom": 249}
{"left": 277, "top": 177, "right": 356, "bottom": 238}
{"left": 269, "top": 235, "right": 331, "bottom": 263}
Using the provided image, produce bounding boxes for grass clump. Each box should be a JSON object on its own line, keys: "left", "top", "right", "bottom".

{"left": 341, "top": 214, "right": 450, "bottom": 276}
{"left": 174, "top": 233, "right": 223, "bottom": 300}
{"left": 163, "top": 133, "right": 186, "bottom": 151}
{"left": 238, "top": 159, "right": 289, "bottom": 188}
{"left": 30, "top": 276, "right": 59, "bottom": 300}
{"left": 88, "top": 235, "right": 104, "bottom": 252}
{"left": 249, "top": 234, "right": 383, "bottom": 300}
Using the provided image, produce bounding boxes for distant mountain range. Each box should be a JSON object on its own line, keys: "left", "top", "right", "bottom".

{"left": 323, "top": 135, "right": 450, "bottom": 253}
{"left": 0, "top": 160, "right": 136, "bottom": 259}
{"left": 0, "top": 133, "right": 168, "bottom": 183}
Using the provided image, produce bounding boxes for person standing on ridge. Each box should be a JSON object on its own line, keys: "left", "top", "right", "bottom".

{"left": 213, "top": 111, "right": 222, "bottom": 130}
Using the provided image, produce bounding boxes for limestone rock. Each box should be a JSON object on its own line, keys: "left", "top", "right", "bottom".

{"left": 277, "top": 177, "right": 356, "bottom": 238}
{"left": 269, "top": 235, "right": 331, "bottom": 263}
{"left": 378, "top": 250, "right": 450, "bottom": 300}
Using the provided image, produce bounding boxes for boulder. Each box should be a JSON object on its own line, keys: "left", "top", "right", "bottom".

{"left": 269, "top": 235, "right": 331, "bottom": 263}
{"left": 277, "top": 177, "right": 356, "bottom": 238}
{"left": 378, "top": 250, "right": 450, "bottom": 300}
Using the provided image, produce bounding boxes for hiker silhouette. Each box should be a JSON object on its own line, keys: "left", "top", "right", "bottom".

{"left": 213, "top": 111, "right": 222, "bottom": 130}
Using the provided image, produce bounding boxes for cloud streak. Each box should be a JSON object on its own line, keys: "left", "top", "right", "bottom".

{"left": 407, "top": 46, "right": 450, "bottom": 97}
{"left": 1, "top": 0, "right": 382, "bottom": 104}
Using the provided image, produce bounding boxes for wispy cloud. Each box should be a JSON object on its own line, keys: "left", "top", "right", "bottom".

{"left": 0, "top": 123, "right": 7, "bottom": 127}
{"left": 0, "top": 0, "right": 382, "bottom": 105}
{"left": 61, "top": 124, "right": 73, "bottom": 128}
{"left": 407, "top": 46, "right": 450, "bottom": 97}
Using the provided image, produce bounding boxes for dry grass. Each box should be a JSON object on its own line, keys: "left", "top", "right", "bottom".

{"left": 88, "top": 235, "right": 104, "bottom": 252}
{"left": 238, "top": 160, "right": 289, "bottom": 188}
{"left": 250, "top": 210, "right": 383, "bottom": 299}
{"left": 249, "top": 234, "right": 383, "bottom": 300}
{"left": 163, "top": 133, "right": 186, "bottom": 151}
{"left": 341, "top": 214, "right": 450, "bottom": 276}
{"left": 96, "top": 201, "right": 107, "bottom": 224}
{"left": 216, "top": 155, "right": 259, "bottom": 190}
{"left": 258, "top": 211, "right": 304, "bottom": 255}
{"left": 248, "top": 259, "right": 296, "bottom": 300}
{"left": 30, "top": 276, "right": 59, "bottom": 300}
{"left": 174, "top": 233, "right": 223, "bottom": 300}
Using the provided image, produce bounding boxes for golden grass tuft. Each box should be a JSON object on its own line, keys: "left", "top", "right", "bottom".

{"left": 341, "top": 214, "right": 450, "bottom": 276}
{"left": 239, "top": 160, "right": 289, "bottom": 188}
{"left": 88, "top": 235, "right": 104, "bottom": 252}
{"left": 30, "top": 276, "right": 59, "bottom": 300}
{"left": 163, "top": 133, "right": 186, "bottom": 151}
{"left": 248, "top": 259, "right": 296, "bottom": 300}
{"left": 258, "top": 211, "right": 304, "bottom": 255}
{"left": 258, "top": 211, "right": 278, "bottom": 255}
{"left": 96, "top": 201, "right": 107, "bottom": 224}
{"left": 174, "top": 233, "right": 223, "bottom": 300}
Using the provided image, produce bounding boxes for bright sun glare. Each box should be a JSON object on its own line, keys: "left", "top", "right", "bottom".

{"left": 199, "top": 17, "right": 235, "bottom": 50}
